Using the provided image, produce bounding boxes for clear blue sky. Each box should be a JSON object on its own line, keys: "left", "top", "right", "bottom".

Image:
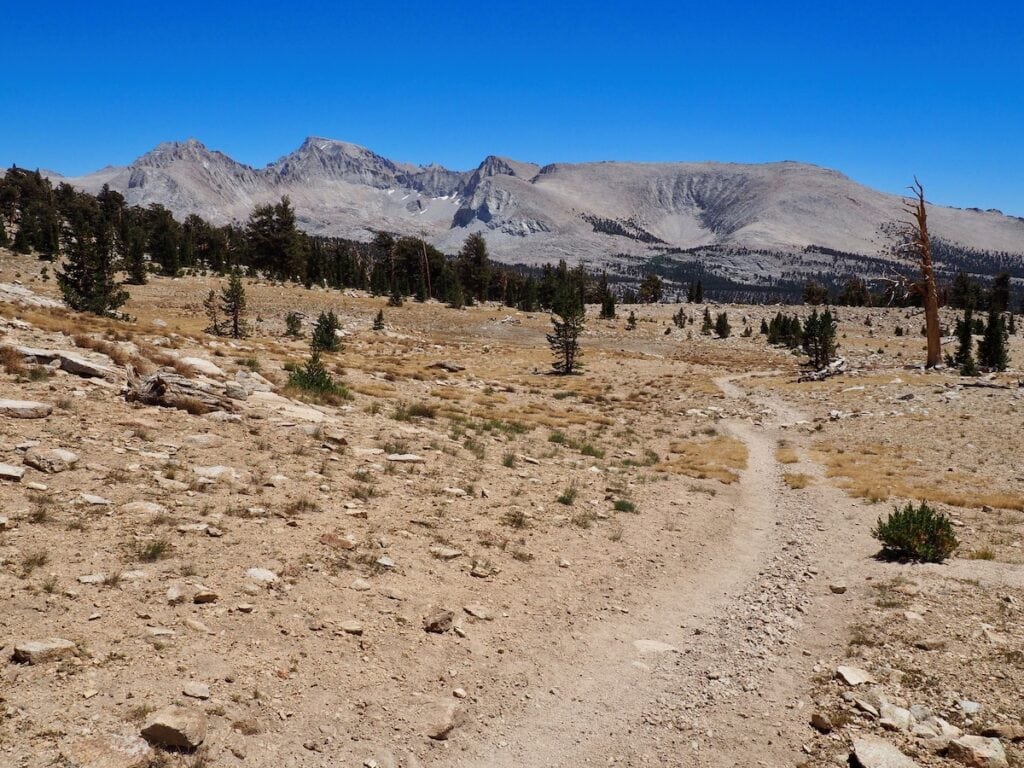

{"left": 3, "top": 1, "right": 1022, "bottom": 214}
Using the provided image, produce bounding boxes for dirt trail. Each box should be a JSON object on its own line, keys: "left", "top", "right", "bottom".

{"left": 437, "top": 374, "right": 865, "bottom": 767}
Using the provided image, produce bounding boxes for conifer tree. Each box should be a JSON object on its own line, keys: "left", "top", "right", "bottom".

{"left": 220, "top": 269, "right": 248, "bottom": 338}
{"left": 598, "top": 272, "right": 616, "bottom": 319}
{"left": 701, "top": 307, "right": 712, "bottom": 335}
{"left": 203, "top": 289, "right": 222, "bottom": 335}
{"left": 124, "top": 227, "right": 148, "bottom": 285}
{"left": 285, "top": 311, "right": 303, "bottom": 338}
{"left": 311, "top": 310, "right": 341, "bottom": 352}
{"left": 955, "top": 307, "right": 974, "bottom": 366}
{"left": 801, "top": 309, "right": 837, "bottom": 368}
{"left": 714, "top": 312, "right": 731, "bottom": 339}
{"left": 977, "top": 309, "right": 1008, "bottom": 371}
{"left": 547, "top": 303, "right": 584, "bottom": 375}
{"left": 57, "top": 219, "right": 128, "bottom": 316}
{"left": 373, "top": 309, "right": 385, "bottom": 331}
{"left": 625, "top": 310, "right": 637, "bottom": 331}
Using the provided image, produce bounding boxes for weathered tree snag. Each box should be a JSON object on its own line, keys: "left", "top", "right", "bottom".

{"left": 906, "top": 180, "right": 942, "bottom": 368}
{"left": 125, "top": 366, "right": 235, "bottom": 414}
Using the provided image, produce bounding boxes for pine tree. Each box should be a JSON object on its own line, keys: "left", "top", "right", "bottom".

{"left": 373, "top": 309, "right": 385, "bottom": 331}
{"left": 714, "top": 312, "right": 731, "bottom": 339}
{"left": 547, "top": 303, "right": 584, "bottom": 375}
{"left": 700, "top": 307, "right": 712, "bottom": 335}
{"left": 638, "top": 273, "right": 663, "bottom": 303}
{"left": 285, "top": 311, "right": 303, "bottom": 338}
{"left": 311, "top": 310, "right": 341, "bottom": 352}
{"left": 457, "top": 232, "right": 491, "bottom": 303}
{"left": 955, "top": 307, "right": 973, "bottom": 366}
{"left": 801, "top": 309, "right": 838, "bottom": 368}
{"left": 625, "top": 310, "right": 637, "bottom": 331}
{"left": 598, "top": 272, "right": 616, "bottom": 319}
{"left": 220, "top": 269, "right": 248, "bottom": 338}
{"left": 990, "top": 272, "right": 1011, "bottom": 314}
{"left": 203, "top": 289, "right": 222, "bottom": 335}
{"left": 124, "top": 227, "right": 148, "bottom": 285}
{"left": 57, "top": 219, "right": 128, "bottom": 316}
{"left": 977, "top": 310, "right": 1008, "bottom": 371}
{"left": 759, "top": 318, "right": 769, "bottom": 335}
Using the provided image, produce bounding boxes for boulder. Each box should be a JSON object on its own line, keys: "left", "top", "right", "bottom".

{"left": 178, "top": 357, "right": 225, "bottom": 377}
{"left": 424, "top": 610, "right": 455, "bottom": 634}
{"left": 63, "top": 733, "right": 153, "bottom": 768}
{"left": 140, "top": 706, "right": 207, "bottom": 750}
{"left": 182, "top": 682, "right": 211, "bottom": 700}
{"left": 386, "top": 453, "right": 425, "bottom": 463}
{"left": 24, "top": 447, "right": 79, "bottom": 473}
{"left": 16, "top": 346, "right": 117, "bottom": 379}
{"left": 12, "top": 637, "right": 77, "bottom": 664}
{"left": 0, "top": 399, "right": 52, "bottom": 418}
{"left": 947, "top": 736, "right": 1008, "bottom": 768}
{"left": 836, "top": 665, "right": 875, "bottom": 686}
{"left": 0, "top": 462, "right": 25, "bottom": 482}
{"left": 851, "top": 737, "right": 921, "bottom": 768}
{"left": 424, "top": 701, "right": 464, "bottom": 740}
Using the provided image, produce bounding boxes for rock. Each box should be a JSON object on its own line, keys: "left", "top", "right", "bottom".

{"left": 246, "top": 567, "right": 278, "bottom": 584}
{"left": 810, "top": 712, "right": 833, "bottom": 733}
{"left": 851, "top": 737, "right": 921, "bottom": 767}
{"left": 320, "top": 532, "right": 357, "bottom": 550}
{"left": 247, "top": 390, "right": 326, "bottom": 422}
{"left": 836, "top": 665, "right": 876, "bottom": 686}
{"left": 140, "top": 706, "right": 207, "bottom": 750}
{"left": 121, "top": 501, "right": 169, "bottom": 516}
{"left": 947, "top": 736, "right": 1008, "bottom": 768}
{"left": 424, "top": 610, "right": 455, "bottom": 634}
{"left": 350, "top": 578, "right": 371, "bottom": 591}
{"left": 12, "top": 637, "right": 77, "bottom": 664}
{"left": 0, "top": 399, "right": 52, "bottom": 418}
{"left": 430, "top": 545, "right": 464, "bottom": 561}
{"left": 78, "top": 573, "right": 107, "bottom": 585}
{"left": 193, "top": 465, "right": 244, "bottom": 482}
{"left": 178, "top": 357, "right": 225, "bottom": 377}
{"left": 24, "top": 447, "right": 79, "bottom": 473}
{"left": 829, "top": 582, "right": 848, "bottom": 594}
{"left": 375, "top": 556, "right": 395, "bottom": 569}
{"left": 16, "top": 346, "right": 117, "bottom": 379}
{"left": 386, "top": 453, "right": 425, "bottom": 463}
{"left": 0, "top": 462, "right": 25, "bottom": 482}
{"left": 340, "top": 620, "right": 364, "bottom": 635}
{"left": 632, "top": 639, "right": 677, "bottom": 654}
{"left": 463, "top": 604, "right": 492, "bottom": 620}
{"left": 182, "top": 682, "right": 210, "bottom": 699}
{"left": 182, "top": 433, "right": 224, "bottom": 449}
{"left": 915, "top": 637, "right": 947, "bottom": 651}
{"left": 425, "top": 702, "right": 463, "bottom": 740}
{"left": 166, "top": 585, "right": 185, "bottom": 605}
{"left": 63, "top": 733, "right": 153, "bottom": 768}
{"left": 981, "top": 725, "right": 1024, "bottom": 742}
{"left": 192, "top": 588, "right": 219, "bottom": 604}
{"left": 81, "top": 493, "right": 112, "bottom": 506}
{"left": 958, "top": 700, "right": 981, "bottom": 715}
{"left": 880, "top": 702, "right": 914, "bottom": 732}
{"left": 428, "top": 361, "right": 465, "bottom": 373}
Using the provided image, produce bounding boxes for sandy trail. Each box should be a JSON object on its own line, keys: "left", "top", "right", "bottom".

{"left": 436, "top": 374, "right": 866, "bottom": 767}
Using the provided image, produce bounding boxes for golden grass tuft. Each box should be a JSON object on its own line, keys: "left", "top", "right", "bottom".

{"left": 657, "top": 436, "right": 748, "bottom": 484}
{"left": 783, "top": 472, "right": 812, "bottom": 489}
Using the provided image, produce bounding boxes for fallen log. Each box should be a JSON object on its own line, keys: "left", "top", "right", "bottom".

{"left": 798, "top": 357, "right": 847, "bottom": 383}
{"left": 125, "top": 366, "right": 236, "bottom": 415}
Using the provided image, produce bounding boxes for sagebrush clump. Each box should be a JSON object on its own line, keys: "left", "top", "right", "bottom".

{"left": 872, "top": 501, "right": 957, "bottom": 563}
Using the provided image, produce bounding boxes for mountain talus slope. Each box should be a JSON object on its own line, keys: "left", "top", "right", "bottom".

{"left": 50, "top": 137, "right": 1024, "bottom": 278}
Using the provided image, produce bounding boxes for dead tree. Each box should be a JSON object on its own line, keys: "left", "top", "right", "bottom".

{"left": 882, "top": 179, "right": 942, "bottom": 368}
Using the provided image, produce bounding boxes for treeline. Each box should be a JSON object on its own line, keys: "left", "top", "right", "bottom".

{"left": 0, "top": 167, "right": 599, "bottom": 315}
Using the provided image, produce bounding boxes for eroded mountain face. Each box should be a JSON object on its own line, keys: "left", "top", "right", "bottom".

{"left": 52, "top": 137, "right": 1024, "bottom": 278}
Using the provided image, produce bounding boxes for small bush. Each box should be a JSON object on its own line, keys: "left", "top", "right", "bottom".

{"left": 134, "top": 538, "right": 171, "bottom": 562}
{"left": 613, "top": 499, "right": 637, "bottom": 513}
{"left": 287, "top": 352, "right": 351, "bottom": 404}
{"left": 871, "top": 501, "right": 958, "bottom": 563}
{"left": 502, "top": 452, "right": 517, "bottom": 468}
{"left": 556, "top": 485, "right": 578, "bottom": 506}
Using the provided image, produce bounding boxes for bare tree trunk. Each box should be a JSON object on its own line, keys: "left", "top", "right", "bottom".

{"left": 907, "top": 180, "right": 942, "bottom": 368}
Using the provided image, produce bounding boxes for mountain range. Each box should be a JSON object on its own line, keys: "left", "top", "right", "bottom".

{"left": 48, "top": 137, "right": 1024, "bottom": 284}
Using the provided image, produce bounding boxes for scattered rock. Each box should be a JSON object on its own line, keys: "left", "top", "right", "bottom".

{"left": 836, "top": 665, "right": 876, "bottom": 686}
{"left": 320, "top": 532, "right": 358, "bottom": 550}
{"left": 386, "top": 453, "right": 425, "bottom": 463}
{"left": 63, "top": 733, "right": 153, "bottom": 768}
{"left": 182, "top": 682, "right": 211, "bottom": 699}
{"left": 192, "top": 588, "right": 219, "bottom": 604}
{"left": 424, "top": 610, "right": 455, "bottom": 634}
{"left": 140, "top": 706, "right": 207, "bottom": 750}
{"left": 0, "top": 462, "right": 25, "bottom": 482}
{"left": 246, "top": 567, "right": 278, "bottom": 584}
{"left": 24, "top": 447, "right": 79, "bottom": 473}
{"left": 0, "top": 399, "right": 53, "bottom": 419}
{"left": 81, "top": 493, "right": 112, "bottom": 506}
{"left": 632, "top": 639, "right": 677, "bottom": 654}
{"left": 12, "top": 638, "right": 77, "bottom": 664}
{"left": 851, "top": 737, "right": 921, "bottom": 768}
{"left": 981, "top": 725, "right": 1024, "bottom": 742}
{"left": 431, "top": 545, "right": 463, "bottom": 561}
{"left": 178, "top": 357, "right": 225, "bottom": 377}
{"left": 829, "top": 582, "right": 848, "bottom": 594}
{"left": 947, "top": 735, "right": 1008, "bottom": 768}
{"left": 810, "top": 712, "right": 833, "bottom": 733}
{"left": 425, "top": 701, "right": 463, "bottom": 740}
{"left": 463, "top": 604, "right": 492, "bottom": 620}
{"left": 340, "top": 620, "right": 364, "bottom": 635}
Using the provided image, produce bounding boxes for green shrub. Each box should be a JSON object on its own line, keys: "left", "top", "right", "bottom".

{"left": 872, "top": 501, "right": 958, "bottom": 563}
{"left": 311, "top": 311, "right": 341, "bottom": 352}
{"left": 613, "top": 499, "right": 637, "bottom": 513}
{"left": 287, "top": 352, "right": 351, "bottom": 404}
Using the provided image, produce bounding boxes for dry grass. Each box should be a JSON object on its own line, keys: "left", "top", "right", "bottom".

{"left": 775, "top": 444, "right": 799, "bottom": 464}
{"left": 657, "top": 436, "right": 748, "bottom": 484}
{"left": 783, "top": 472, "right": 812, "bottom": 489}
{"left": 0, "top": 345, "right": 28, "bottom": 376}
{"left": 815, "top": 441, "right": 1024, "bottom": 511}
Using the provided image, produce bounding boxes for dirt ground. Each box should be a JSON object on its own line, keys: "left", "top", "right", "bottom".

{"left": 1, "top": 251, "right": 1022, "bottom": 768}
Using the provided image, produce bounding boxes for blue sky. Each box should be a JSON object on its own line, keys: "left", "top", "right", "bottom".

{"left": 3, "top": 1, "right": 1022, "bottom": 214}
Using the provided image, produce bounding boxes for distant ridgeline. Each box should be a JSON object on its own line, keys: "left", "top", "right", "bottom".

{"left": 0, "top": 166, "right": 1020, "bottom": 310}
